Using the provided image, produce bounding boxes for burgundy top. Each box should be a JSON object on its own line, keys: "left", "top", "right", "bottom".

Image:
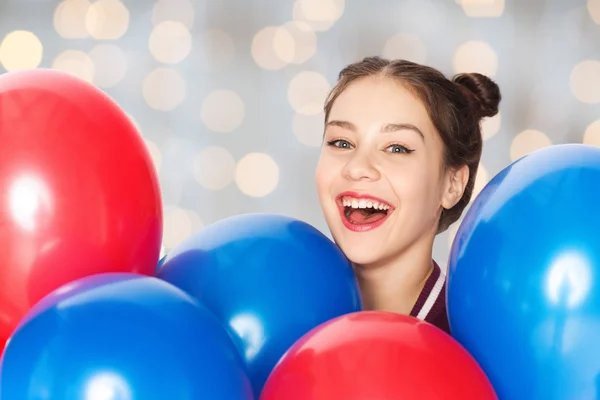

{"left": 409, "top": 261, "right": 450, "bottom": 335}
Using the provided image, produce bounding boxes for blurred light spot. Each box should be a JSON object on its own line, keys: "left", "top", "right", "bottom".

{"left": 230, "top": 313, "right": 266, "bottom": 360}
{"left": 85, "top": 372, "right": 132, "bottom": 400}
{"left": 473, "top": 163, "right": 489, "bottom": 199}
{"left": 588, "top": 0, "right": 600, "bottom": 24}
{"left": 293, "top": 0, "right": 345, "bottom": 32}
{"left": 453, "top": 40, "right": 498, "bottom": 77}
{"left": 149, "top": 21, "right": 192, "bottom": 64}
{"left": 186, "top": 209, "right": 204, "bottom": 233}
{"left": 193, "top": 146, "right": 236, "bottom": 190}
{"left": 144, "top": 139, "right": 162, "bottom": 173}
{"left": 52, "top": 50, "right": 95, "bottom": 83}
{"left": 460, "top": 0, "right": 505, "bottom": 17}
{"left": 199, "top": 29, "right": 235, "bottom": 70}
{"left": 299, "top": 0, "right": 345, "bottom": 21}
{"left": 546, "top": 251, "right": 591, "bottom": 309}
{"left": 88, "top": 44, "right": 127, "bottom": 88}
{"left": 570, "top": 60, "right": 600, "bottom": 104}
{"left": 9, "top": 176, "right": 51, "bottom": 232}
{"left": 235, "top": 153, "right": 279, "bottom": 198}
{"left": 382, "top": 33, "right": 427, "bottom": 63}
{"left": 54, "top": 0, "right": 91, "bottom": 39}
{"left": 293, "top": 112, "right": 325, "bottom": 147}
{"left": 163, "top": 206, "right": 193, "bottom": 248}
{"left": 85, "top": 0, "right": 129, "bottom": 40}
{"left": 0, "top": 31, "right": 43, "bottom": 71}
{"left": 583, "top": 119, "right": 600, "bottom": 146}
{"left": 152, "top": 0, "right": 195, "bottom": 28}
{"left": 482, "top": 112, "right": 501, "bottom": 140}
{"left": 275, "top": 21, "right": 317, "bottom": 65}
{"left": 510, "top": 129, "right": 552, "bottom": 162}
{"left": 143, "top": 68, "right": 185, "bottom": 111}
{"left": 201, "top": 90, "right": 245, "bottom": 133}
{"left": 252, "top": 26, "right": 291, "bottom": 70}
{"left": 288, "top": 71, "right": 331, "bottom": 115}
{"left": 160, "top": 244, "right": 166, "bottom": 258}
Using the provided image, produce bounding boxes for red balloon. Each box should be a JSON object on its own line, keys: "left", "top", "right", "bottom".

{"left": 260, "top": 311, "right": 497, "bottom": 400}
{"left": 0, "top": 69, "right": 162, "bottom": 348}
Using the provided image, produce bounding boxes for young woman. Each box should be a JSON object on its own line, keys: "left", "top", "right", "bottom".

{"left": 315, "top": 57, "right": 501, "bottom": 334}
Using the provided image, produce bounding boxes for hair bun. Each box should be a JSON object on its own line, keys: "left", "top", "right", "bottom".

{"left": 452, "top": 73, "right": 501, "bottom": 119}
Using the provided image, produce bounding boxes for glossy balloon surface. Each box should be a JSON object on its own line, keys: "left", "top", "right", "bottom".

{"left": 0, "top": 69, "right": 162, "bottom": 349}
{"left": 448, "top": 144, "right": 600, "bottom": 399}
{"left": 260, "top": 311, "right": 497, "bottom": 400}
{"left": 157, "top": 213, "right": 362, "bottom": 397}
{"left": 0, "top": 273, "right": 253, "bottom": 400}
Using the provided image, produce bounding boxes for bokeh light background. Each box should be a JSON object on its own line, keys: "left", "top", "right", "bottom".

{"left": 2, "top": 0, "right": 600, "bottom": 270}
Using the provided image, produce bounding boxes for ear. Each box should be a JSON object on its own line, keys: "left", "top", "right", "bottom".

{"left": 441, "top": 165, "right": 470, "bottom": 209}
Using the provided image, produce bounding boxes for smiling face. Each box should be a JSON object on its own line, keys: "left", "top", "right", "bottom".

{"left": 316, "top": 76, "right": 463, "bottom": 267}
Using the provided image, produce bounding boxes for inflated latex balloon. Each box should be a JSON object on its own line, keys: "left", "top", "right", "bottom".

{"left": 0, "top": 273, "right": 253, "bottom": 400}
{"left": 260, "top": 311, "right": 497, "bottom": 400}
{"left": 448, "top": 144, "right": 600, "bottom": 399}
{"left": 157, "top": 213, "right": 362, "bottom": 397}
{"left": 0, "top": 69, "right": 162, "bottom": 350}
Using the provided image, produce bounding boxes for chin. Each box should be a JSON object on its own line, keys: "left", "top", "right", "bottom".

{"left": 330, "top": 230, "right": 386, "bottom": 267}
{"left": 344, "top": 252, "right": 383, "bottom": 268}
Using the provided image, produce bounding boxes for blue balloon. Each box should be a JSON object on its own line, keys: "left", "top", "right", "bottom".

{"left": 157, "top": 213, "right": 362, "bottom": 397}
{"left": 447, "top": 144, "right": 600, "bottom": 399}
{"left": 0, "top": 273, "right": 253, "bottom": 400}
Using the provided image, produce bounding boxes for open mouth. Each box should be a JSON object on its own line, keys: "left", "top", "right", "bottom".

{"left": 336, "top": 193, "right": 394, "bottom": 231}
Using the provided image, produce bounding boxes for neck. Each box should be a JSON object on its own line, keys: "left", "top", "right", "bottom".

{"left": 353, "top": 239, "right": 435, "bottom": 315}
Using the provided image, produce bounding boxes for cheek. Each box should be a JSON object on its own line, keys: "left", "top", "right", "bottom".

{"left": 315, "top": 154, "right": 340, "bottom": 194}
{"left": 389, "top": 162, "right": 442, "bottom": 206}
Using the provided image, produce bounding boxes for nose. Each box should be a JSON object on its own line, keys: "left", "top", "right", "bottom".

{"left": 342, "top": 152, "right": 380, "bottom": 182}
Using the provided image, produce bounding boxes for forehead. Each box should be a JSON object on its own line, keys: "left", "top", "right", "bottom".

{"left": 328, "top": 76, "right": 436, "bottom": 134}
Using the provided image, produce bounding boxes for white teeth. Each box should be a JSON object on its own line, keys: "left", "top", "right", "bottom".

{"left": 341, "top": 196, "right": 391, "bottom": 210}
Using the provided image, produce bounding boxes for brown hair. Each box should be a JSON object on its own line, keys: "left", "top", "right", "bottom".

{"left": 323, "top": 56, "right": 501, "bottom": 233}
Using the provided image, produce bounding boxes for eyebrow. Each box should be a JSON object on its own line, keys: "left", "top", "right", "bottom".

{"left": 326, "top": 120, "right": 425, "bottom": 140}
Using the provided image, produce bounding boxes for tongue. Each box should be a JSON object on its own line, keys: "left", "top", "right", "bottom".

{"left": 348, "top": 209, "right": 387, "bottom": 224}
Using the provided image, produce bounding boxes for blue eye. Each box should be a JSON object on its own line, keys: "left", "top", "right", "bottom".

{"left": 386, "top": 144, "right": 414, "bottom": 154}
{"left": 326, "top": 139, "right": 353, "bottom": 149}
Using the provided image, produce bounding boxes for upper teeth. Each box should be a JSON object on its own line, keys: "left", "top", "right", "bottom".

{"left": 342, "top": 196, "right": 390, "bottom": 210}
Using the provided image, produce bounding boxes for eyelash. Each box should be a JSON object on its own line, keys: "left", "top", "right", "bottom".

{"left": 326, "top": 139, "right": 353, "bottom": 149}
{"left": 325, "top": 139, "right": 414, "bottom": 154}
